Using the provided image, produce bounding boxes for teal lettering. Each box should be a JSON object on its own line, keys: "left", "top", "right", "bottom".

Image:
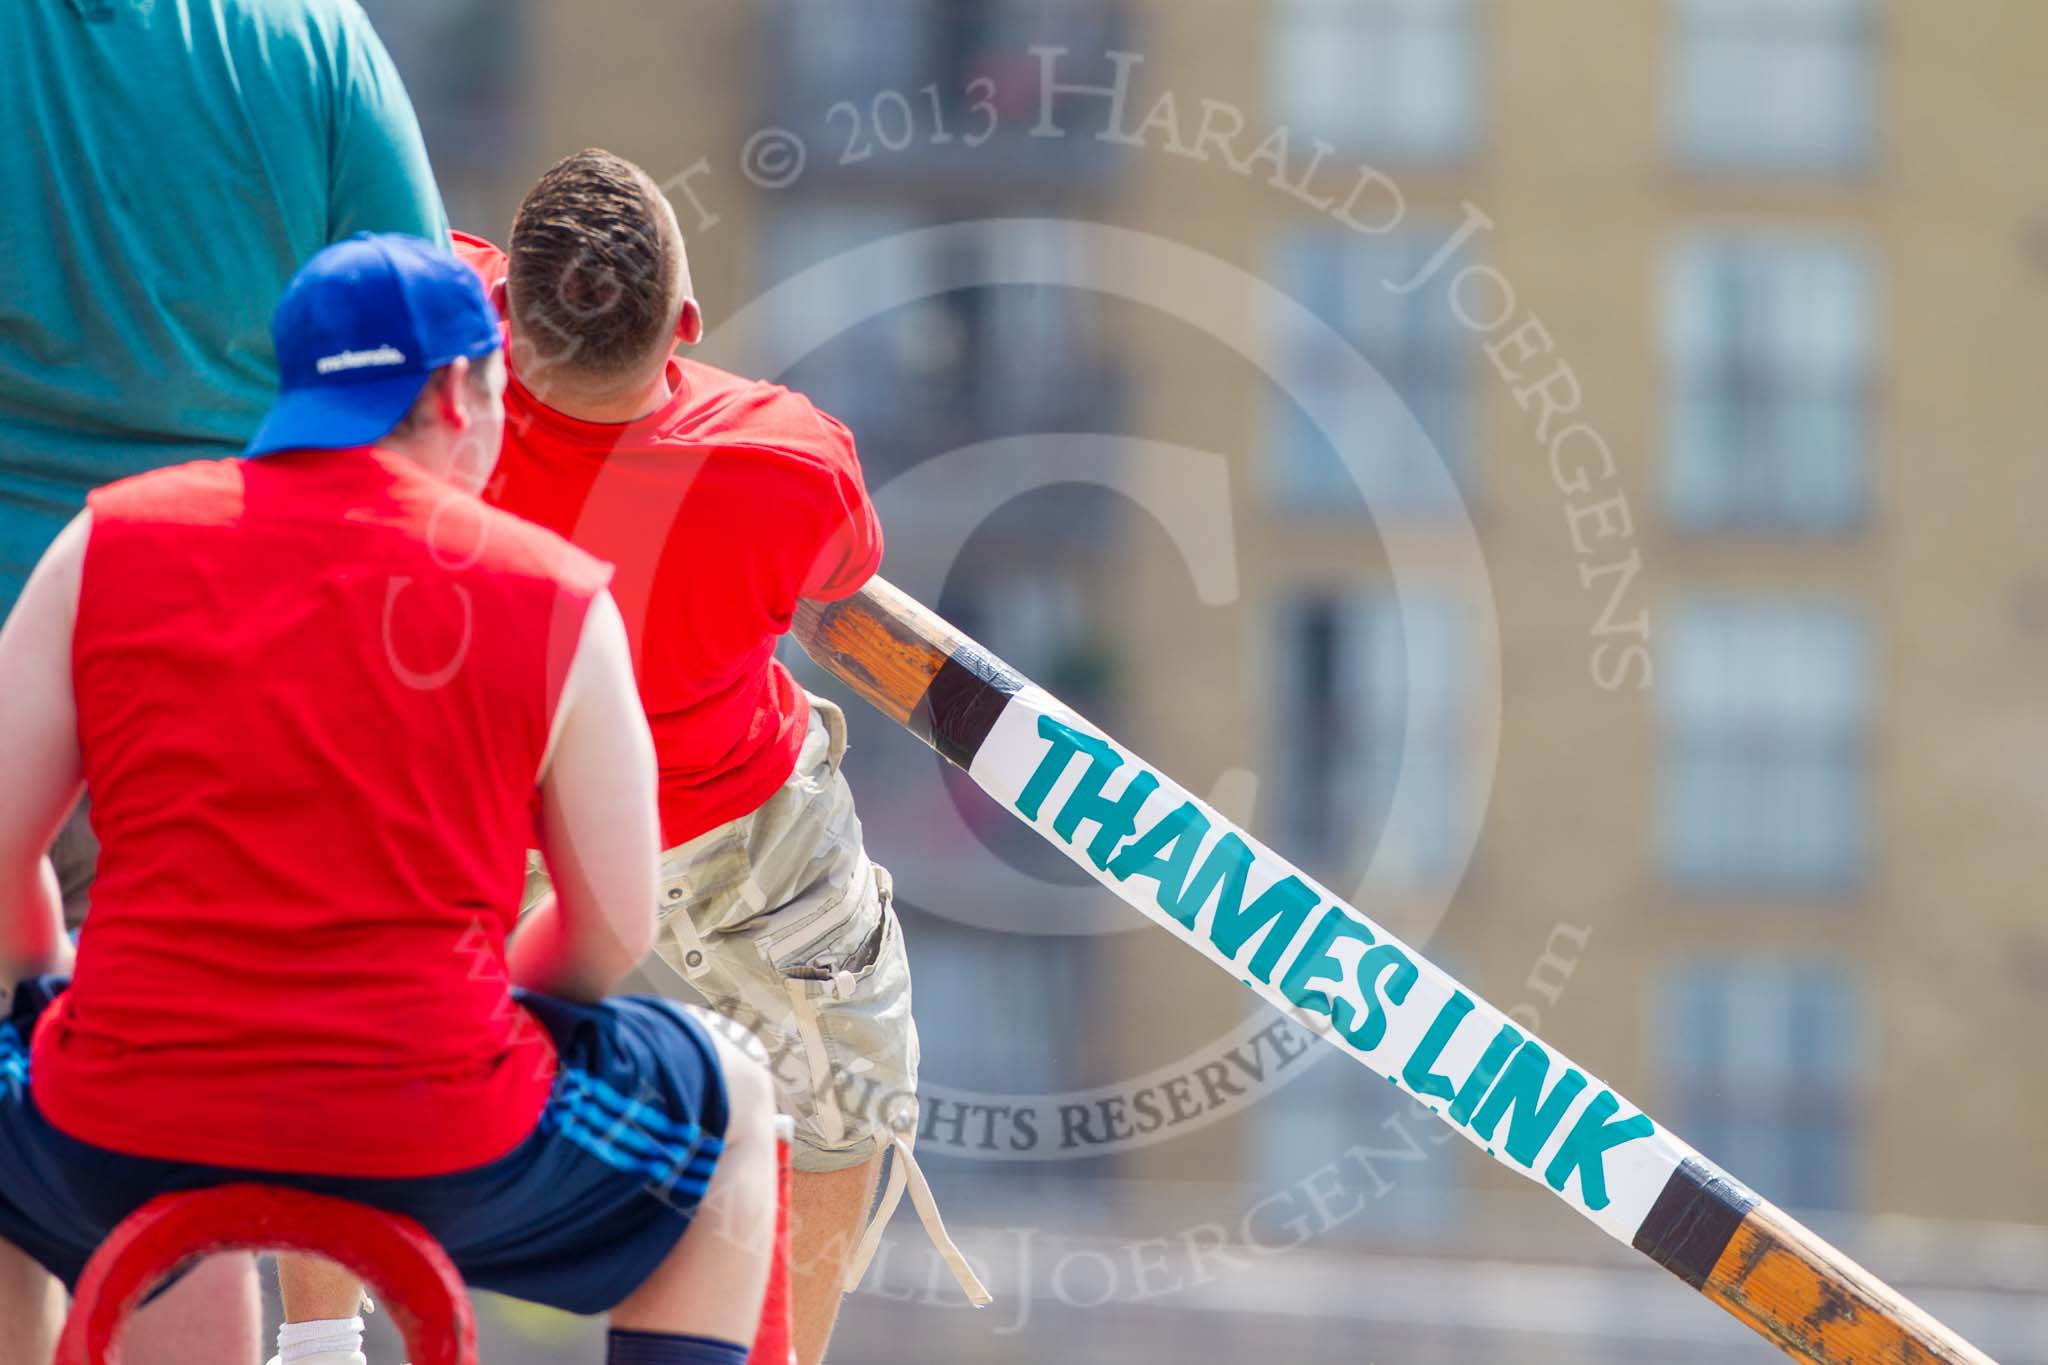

{"left": 1278, "top": 908, "right": 1375, "bottom": 1032}
{"left": 1177, "top": 834, "right": 1318, "bottom": 983}
{"left": 1105, "top": 800, "right": 1210, "bottom": 911}
{"left": 1054, "top": 760, "right": 1160, "bottom": 869}
{"left": 1281, "top": 923, "right": 1415, "bottom": 1055}
{"left": 1543, "top": 1090, "right": 1654, "bottom": 1211}
{"left": 1350, "top": 944, "right": 1419, "bottom": 1054}
{"left": 1471, "top": 1042, "right": 1587, "bottom": 1169}
{"left": 1015, "top": 715, "right": 1114, "bottom": 821}
{"left": 1447, "top": 1024, "right": 1523, "bottom": 1126}
{"left": 1401, "top": 991, "right": 1475, "bottom": 1103}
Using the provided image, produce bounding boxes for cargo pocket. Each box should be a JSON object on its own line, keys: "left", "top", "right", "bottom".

{"left": 775, "top": 865, "right": 901, "bottom": 1157}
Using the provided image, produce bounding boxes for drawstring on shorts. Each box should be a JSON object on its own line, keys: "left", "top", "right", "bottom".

{"left": 843, "top": 1131, "right": 991, "bottom": 1307}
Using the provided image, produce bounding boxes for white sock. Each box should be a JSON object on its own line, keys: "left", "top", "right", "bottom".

{"left": 272, "top": 1315, "right": 367, "bottom": 1365}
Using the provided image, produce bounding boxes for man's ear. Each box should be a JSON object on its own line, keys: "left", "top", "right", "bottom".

{"left": 436, "top": 357, "right": 475, "bottom": 431}
{"left": 676, "top": 297, "right": 703, "bottom": 347}
{"left": 489, "top": 278, "right": 511, "bottom": 323}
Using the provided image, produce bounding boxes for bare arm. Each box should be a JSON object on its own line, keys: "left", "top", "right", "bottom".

{"left": 506, "top": 589, "right": 659, "bottom": 1001}
{"left": 0, "top": 514, "right": 88, "bottom": 978}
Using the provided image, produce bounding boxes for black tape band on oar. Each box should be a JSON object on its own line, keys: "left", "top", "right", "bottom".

{"left": 1632, "top": 1158, "right": 1760, "bottom": 1290}
{"left": 908, "top": 644, "right": 1024, "bottom": 769}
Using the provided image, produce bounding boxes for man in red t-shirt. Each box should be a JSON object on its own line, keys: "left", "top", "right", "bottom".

{"left": 281, "top": 149, "right": 985, "bottom": 1362}
{"left": 0, "top": 234, "right": 778, "bottom": 1365}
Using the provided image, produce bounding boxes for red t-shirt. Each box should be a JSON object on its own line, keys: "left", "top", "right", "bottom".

{"left": 456, "top": 233, "right": 884, "bottom": 846}
{"left": 34, "top": 448, "right": 611, "bottom": 1177}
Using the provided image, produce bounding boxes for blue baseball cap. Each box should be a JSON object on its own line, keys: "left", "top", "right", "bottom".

{"left": 246, "top": 232, "right": 502, "bottom": 458}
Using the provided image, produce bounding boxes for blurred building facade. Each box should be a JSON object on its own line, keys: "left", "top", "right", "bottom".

{"left": 358, "top": 1, "right": 2048, "bottom": 1359}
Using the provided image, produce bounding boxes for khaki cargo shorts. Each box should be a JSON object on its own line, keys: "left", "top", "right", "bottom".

{"left": 527, "top": 696, "right": 917, "bottom": 1173}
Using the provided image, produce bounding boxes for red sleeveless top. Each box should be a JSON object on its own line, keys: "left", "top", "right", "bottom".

{"left": 33, "top": 447, "right": 612, "bottom": 1177}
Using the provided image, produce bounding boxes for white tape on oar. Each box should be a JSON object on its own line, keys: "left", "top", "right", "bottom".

{"left": 962, "top": 685, "right": 1692, "bottom": 1245}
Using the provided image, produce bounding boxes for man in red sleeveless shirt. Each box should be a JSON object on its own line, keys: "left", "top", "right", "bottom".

{"left": 277, "top": 149, "right": 989, "bottom": 1364}
{"left": 0, "top": 233, "right": 777, "bottom": 1365}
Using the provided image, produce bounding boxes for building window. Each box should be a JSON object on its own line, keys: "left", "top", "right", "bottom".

{"left": 757, "top": 207, "right": 926, "bottom": 472}
{"left": 1271, "top": 0, "right": 1475, "bottom": 161}
{"left": 1672, "top": 0, "right": 1874, "bottom": 172}
{"left": 772, "top": 0, "right": 1118, "bottom": 134}
{"left": 945, "top": 570, "right": 1112, "bottom": 707}
{"left": 931, "top": 221, "right": 1108, "bottom": 429}
{"left": 777, "top": 0, "right": 933, "bottom": 101}
{"left": 355, "top": 1, "right": 524, "bottom": 175}
{"left": 1662, "top": 958, "right": 1863, "bottom": 1210}
{"left": 1666, "top": 234, "right": 1874, "bottom": 533}
{"left": 903, "top": 912, "right": 1098, "bottom": 1099}
{"left": 1660, "top": 600, "right": 1869, "bottom": 894}
{"left": 1266, "top": 230, "right": 1472, "bottom": 518}
{"left": 1251, "top": 1044, "right": 1459, "bottom": 1236}
{"left": 898, "top": 909, "right": 1109, "bottom": 1204}
{"left": 1276, "top": 591, "right": 1467, "bottom": 888}
{"left": 760, "top": 210, "right": 1114, "bottom": 478}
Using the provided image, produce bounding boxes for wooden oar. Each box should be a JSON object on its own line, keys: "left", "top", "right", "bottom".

{"left": 793, "top": 577, "right": 1996, "bottom": 1365}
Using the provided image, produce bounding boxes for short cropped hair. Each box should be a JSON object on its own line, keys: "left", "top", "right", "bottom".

{"left": 507, "top": 149, "right": 678, "bottom": 380}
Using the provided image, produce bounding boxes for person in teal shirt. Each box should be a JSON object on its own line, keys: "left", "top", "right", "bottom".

{"left": 0, "top": 5, "right": 447, "bottom": 1361}
{"left": 0, "top": 0, "right": 450, "bottom": 614}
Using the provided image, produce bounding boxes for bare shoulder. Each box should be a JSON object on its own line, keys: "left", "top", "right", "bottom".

{"left": 2, "top": 510, "right": 91, "bottom": 652}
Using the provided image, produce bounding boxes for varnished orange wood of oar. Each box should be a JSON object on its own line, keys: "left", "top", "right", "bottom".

{"left": 1701, "top": 1200, "right": 1994, "bottom": 1363}
{"left": 794, "top": 579, "right": 1997, "bottom": 1365}
{"left": 794, "top": 578, "right": 956, "bottom": 725}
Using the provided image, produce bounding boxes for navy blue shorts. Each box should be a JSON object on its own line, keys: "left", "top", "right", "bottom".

{"left": 0, "top": 981, "right": 729, "bottom": 1316}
